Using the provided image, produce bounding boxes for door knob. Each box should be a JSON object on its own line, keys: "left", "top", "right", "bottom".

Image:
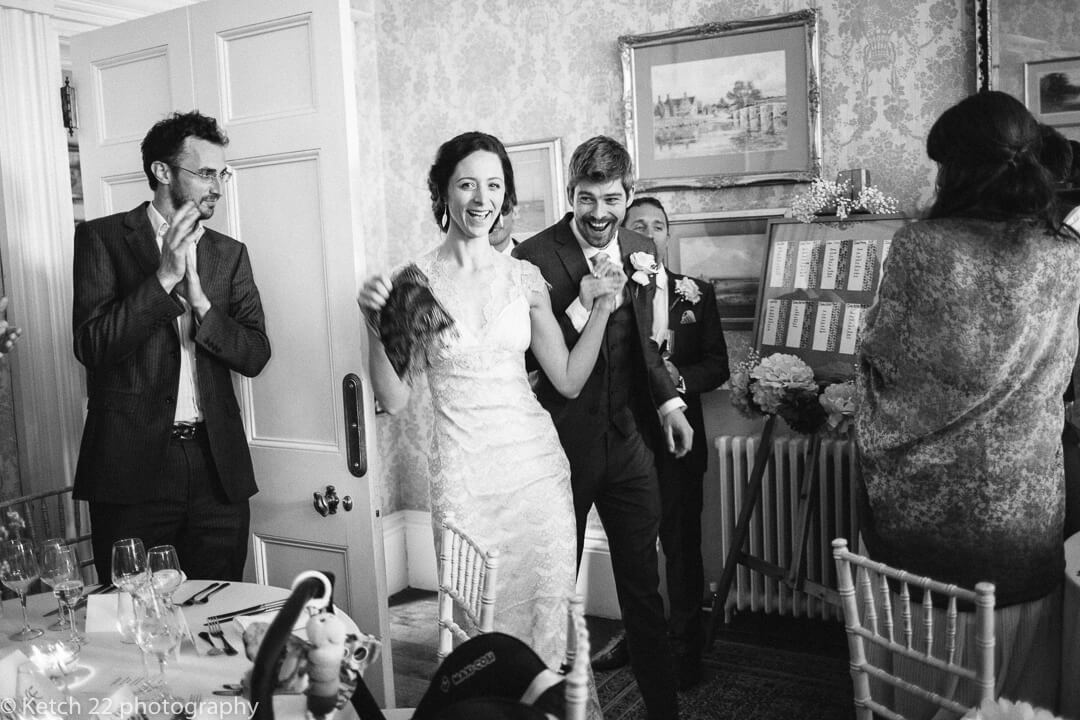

{"left": 313, "top": 491, "right": 329, "bottom": 517}
{"left": 325, "top": 485, "right": 340, "bottom": 514}
{"left": 313, "top": 485, "right": 351, "bottom": 516}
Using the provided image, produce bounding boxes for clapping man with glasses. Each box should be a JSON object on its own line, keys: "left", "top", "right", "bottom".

{"left": 72, "top": 111, "right": 270, "bottom": 584}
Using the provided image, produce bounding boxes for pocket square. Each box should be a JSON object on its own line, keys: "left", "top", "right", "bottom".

{"left": 680, "top": 310, "right": 697, "bottom": 325}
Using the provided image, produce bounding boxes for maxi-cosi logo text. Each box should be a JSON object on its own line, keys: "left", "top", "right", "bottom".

{"left": 440, "top": 650, "right": 497, "bottom": 692}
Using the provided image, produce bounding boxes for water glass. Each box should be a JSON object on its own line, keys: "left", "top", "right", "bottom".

{"left": 132, "top": 590, "right": 183, "bottom": 701}
{"left": 147, "top": 545, "right": 185, "bottom": 606}
{"left": 53, "top": 545, "right": 85, "bottom": 645}
{"left": 116, "top": 589, "right": 139, "bottom": 643}
{"left": 38, "top": 538, "right": 72, "bottom": 631}
{"left": 1, "top": 538, "right": 44, "bottom": 641}
{"left": 111, "top": 538, "right": 148, "bottom": 593}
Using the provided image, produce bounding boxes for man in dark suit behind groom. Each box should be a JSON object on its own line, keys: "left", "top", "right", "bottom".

{"left": 73, "top": 111, "right": 270, "bottom": 583}
{"left": 625, "top": 196, "right": 730, "bottom": 689}
{"left": 514, "top": 136, "right": 693, "bottom": 720}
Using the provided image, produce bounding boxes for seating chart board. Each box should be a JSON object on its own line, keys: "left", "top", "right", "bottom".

{"left": 753, "top": 214, "right": 908, "bottom": 382}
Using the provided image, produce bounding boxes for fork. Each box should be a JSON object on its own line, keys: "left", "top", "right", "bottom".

{"left": 207, "top": 619, "right": 239, "bottom": 656}
{"left": 175, "top": 693, "right": 202, "bottom": 720}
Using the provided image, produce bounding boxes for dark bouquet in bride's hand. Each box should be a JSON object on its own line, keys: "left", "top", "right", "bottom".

{"left": 362, "top": 263, "right": 457, "bottom": 381}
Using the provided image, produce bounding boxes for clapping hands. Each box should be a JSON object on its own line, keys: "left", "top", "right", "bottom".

{"left": 156, "top": 201, "right": 210, "bottom": 317}
{"left": 579, "top": 255, "right": 626, "bottom": 313}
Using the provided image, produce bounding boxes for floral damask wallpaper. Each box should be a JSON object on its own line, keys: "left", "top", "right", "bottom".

{"left": 367, "top": 0, "right": 975, "bottom": 513}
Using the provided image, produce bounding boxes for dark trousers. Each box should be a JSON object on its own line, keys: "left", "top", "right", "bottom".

{"left": 90, "top": 431, "right": 250, "bottom": 583}
{"left": 657, "top": 453, "right": 705, "bottom": 664}
{"left": 568, "top": 428, "right": 678, "bottom": 720}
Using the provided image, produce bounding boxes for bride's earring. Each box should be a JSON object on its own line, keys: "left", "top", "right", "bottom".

{"left": 494, "top": 214, "right": 505, "bottom": 230}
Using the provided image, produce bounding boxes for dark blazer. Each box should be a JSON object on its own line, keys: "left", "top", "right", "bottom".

{"left": 513, "top": 213, "right": 680, "bottom": 441}
{"left": 663, "top": 270, "right": 730, "bottom": 476}
{"left": 72, "top": 202, "right": 270, "bottom": 505}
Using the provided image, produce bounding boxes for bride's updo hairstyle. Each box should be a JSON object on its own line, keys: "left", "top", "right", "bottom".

{"left": 926, "top": 91, "right": 1068, "bottom": 236}
{"left": 428, "top": 131, "right": 518, "bottom": 233}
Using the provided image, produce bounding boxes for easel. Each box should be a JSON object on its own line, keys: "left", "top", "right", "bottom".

{"left": 704, "top": 414, "right": 841, "bottom": 648}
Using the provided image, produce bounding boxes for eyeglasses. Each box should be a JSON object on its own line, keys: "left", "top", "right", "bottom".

{"left": 170, "top": 164, "right": 233, "bottom": 184}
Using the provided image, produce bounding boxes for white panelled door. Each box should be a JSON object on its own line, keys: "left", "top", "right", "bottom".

{"left": 70, "top": 0, "right": 391, "bottom": 703}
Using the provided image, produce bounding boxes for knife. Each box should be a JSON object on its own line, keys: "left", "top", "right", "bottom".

{"left": 179, "top": 582, "right": 224, "bottom": 607}
{"left": 203, "top": 598, "right": 288, "bottom": 623}
{"left": 43, "top": 582, "right": 115, "bottom": 617}
{"left": 194, "top": 582, "right": 230, "bottom": 604}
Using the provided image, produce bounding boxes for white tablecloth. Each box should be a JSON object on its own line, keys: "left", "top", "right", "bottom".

{"left": 0, "top": 580, "right": 362, "bottom": 719}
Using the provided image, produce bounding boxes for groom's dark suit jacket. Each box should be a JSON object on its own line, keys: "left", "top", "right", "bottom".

{"left": 513, "top": 213, "right": 680, "bottom": 443}
{"left": 72, "top": 202, "right": 270, "bottom": 505}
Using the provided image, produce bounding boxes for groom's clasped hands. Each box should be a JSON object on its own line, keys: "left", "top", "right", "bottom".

{"left": 579, "top": 254, "right": 626, "bottom": 312}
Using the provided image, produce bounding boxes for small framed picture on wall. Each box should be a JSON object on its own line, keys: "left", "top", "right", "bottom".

{"left": 1024, "top": 55, "right": 1080, "bottom": 129}
{"left": 505, "top": 138, "right": 566, "bottom": 238}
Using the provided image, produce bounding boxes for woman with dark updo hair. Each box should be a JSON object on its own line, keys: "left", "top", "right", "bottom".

{"left": 855, "top": 91, "right": 1080, "bottom": 716}
{"left": 357, "top": 132, "right": 619, "bottom": 709}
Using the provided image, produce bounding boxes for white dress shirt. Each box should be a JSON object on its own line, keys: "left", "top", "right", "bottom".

{"left": 563, "top": 222, "right": 685, "bottom": 417}
{"left": 148, "top": 202, "right": 204, "bottom": 424}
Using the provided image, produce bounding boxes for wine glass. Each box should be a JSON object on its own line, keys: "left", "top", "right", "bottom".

{"left": 132, "top": 590, "right": 183, "bottom": 701}
{"left": 1, "top": 538, "right": 44, "bottom": 641}
{"left": 111, "top": 538, "right": 148, "bottom": 592}
{"left": 53, "top": 545, "right": 86, "bottom": 646}
{"left": 147, "top": 545, "right": 185, "bottom": 606}
{"left": 111, "top": 538, "right": 147, "bottom": 642}
{"left": 38, "top": 538, "right": 72, "bottom": 631}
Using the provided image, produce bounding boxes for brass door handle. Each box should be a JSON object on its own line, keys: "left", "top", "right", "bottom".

{"left": 313, "top": 485, "right": 351, "bottom": 516}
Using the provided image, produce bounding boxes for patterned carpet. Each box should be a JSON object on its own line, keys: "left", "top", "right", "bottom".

{"left": 595, "top": 638, "right": 856, "bottom": 720}
{"left": 390, "top": 589, "right": 856, "bottom": 719}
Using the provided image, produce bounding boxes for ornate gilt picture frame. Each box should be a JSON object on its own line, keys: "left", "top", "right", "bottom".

{"left": 619, "top": 11, "right": 821, "bottom": 191}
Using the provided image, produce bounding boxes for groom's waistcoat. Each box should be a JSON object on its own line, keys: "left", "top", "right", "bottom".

{"left": 595, "top": 299, "right": 638, "bottom": 437}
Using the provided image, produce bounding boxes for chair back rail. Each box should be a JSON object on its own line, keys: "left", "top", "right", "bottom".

{"left": 0, "top": 487, "right": 96, "bottom": 592}
{"left": 832, "top": 537, "right": 995, "bottom": 720}
{"left": 437, "top": 513, "right": 499, "bottom": 660}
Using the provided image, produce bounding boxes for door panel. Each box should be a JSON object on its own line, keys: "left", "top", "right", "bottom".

{"left": 71, "top": 7, "right": 194, "bottom": 221}
{"left": 70, "top": 0, "right": 390, "bottom": 704}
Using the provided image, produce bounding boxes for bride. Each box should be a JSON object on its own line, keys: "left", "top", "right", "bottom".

{"left": 358, "top": 131, "right": 622, "bottom": 675}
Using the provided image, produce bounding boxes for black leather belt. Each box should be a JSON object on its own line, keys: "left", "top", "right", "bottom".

{"left": 171, "top": 423, "right": 203, "bottom": 440}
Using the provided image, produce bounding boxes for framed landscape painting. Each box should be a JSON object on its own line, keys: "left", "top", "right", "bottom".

{"left": 1025, "top": 56, "right": 1080, "bottom": 128}
{"left": 666, "top": 208, "right": 786, "bottom": 331}
{"left": 619, "top": 11, "right": 821, "bottom": 190}
{"left": 505, "top": 138, "right": 566, "bottom": 238}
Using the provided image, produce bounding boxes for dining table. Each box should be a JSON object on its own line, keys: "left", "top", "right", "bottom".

{"left": 0, "top": 580, "right": 365, "bottom": 720}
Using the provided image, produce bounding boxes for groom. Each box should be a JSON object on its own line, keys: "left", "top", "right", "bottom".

{"left": 514, "top": 135, "right": 692, "bottom": 720}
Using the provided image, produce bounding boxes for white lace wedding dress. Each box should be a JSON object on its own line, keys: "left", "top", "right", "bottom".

{"left": 417, "top": 248, "right": 578, "bottom": 670}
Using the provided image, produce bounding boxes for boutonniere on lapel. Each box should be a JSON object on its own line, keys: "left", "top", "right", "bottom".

{"left": 673, "top": 277, "right": 702, "bottom": 305}
{"left": 628, "top": 252, "right": 659, "bottom": 287}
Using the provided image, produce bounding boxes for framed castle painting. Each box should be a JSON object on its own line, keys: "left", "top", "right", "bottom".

{"left": 619, "top": 10, "right": 821, "bottom": 190}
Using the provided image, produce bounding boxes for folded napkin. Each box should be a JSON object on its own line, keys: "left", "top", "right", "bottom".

{"left": 234, "top": 609, "right": 310, "bottom": 638}
{"left": 0, "top": 647, "right": 30, "bottom": 698}
{"left": 86, "top": 592, "right": 197, "bottom": 653}
{"left": 85, "top": 592, "right": 121, "bottom": 633}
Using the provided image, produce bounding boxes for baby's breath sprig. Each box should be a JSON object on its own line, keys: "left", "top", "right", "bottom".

{"left": 791, "top": 177, "right": 899, "bottom": 224}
